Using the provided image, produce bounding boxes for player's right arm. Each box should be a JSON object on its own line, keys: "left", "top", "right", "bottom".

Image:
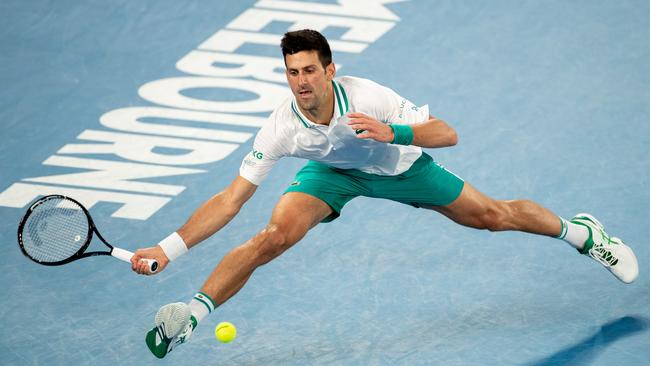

{"left": 131, "top": 176, "right": 257, "bottom": 275}
{"left": 132, "top": 104, "right": 290, "bottom": 275}
{"left": 178, "top": 175, "right": 257, "bottom": 248}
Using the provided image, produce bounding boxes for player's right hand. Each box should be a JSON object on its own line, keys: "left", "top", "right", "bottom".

{"left": 131, "top": 246, "right": 170, "bottom": 275}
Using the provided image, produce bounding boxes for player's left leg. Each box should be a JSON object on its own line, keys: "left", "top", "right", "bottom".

{"left": 426, "top": 181, "right": 561, "bottom": 235}
{"left": 426, "top": 182, "right": 638, "bottom": 283}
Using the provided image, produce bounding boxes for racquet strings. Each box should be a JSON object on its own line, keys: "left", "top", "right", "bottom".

{"left": 21, "top": 197, "right": 90, "bottom": 263}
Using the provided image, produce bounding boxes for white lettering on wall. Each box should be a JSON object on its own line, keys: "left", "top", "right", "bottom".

{"left": 0, "top": 0, "right": 406, "bottom": 220}
{"left": 138, "top": 77, "right": 289, "bottom": 113}
{"left": 0, "top": 183, "right": 170, "bottom": 220}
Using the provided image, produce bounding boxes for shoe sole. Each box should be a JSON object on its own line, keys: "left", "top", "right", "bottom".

{"left": 145, "top": 327, "right": 168, "bottom": 359}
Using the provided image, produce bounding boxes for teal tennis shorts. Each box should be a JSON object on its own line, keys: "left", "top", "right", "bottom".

{"left": 284, "top": 152, "right": 465, "bottom": 222}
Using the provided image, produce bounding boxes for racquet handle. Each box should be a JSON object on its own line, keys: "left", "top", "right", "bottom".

{"left": 111, "top": 247, "right": 159, "bottom": 273}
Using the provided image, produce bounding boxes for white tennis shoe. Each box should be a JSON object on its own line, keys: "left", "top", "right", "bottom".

{"left": 571, "top": 213, "right": 638, "bottom": 283}
{"left": 145, "top": 302, "right": 196, "bottom": 359}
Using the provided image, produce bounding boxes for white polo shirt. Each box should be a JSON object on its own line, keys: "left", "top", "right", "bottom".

{"left": 239, "top": 76, "right": 429, "bottom": 186}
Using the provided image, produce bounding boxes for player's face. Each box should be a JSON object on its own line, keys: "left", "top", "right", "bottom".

{"left": 285, "top": 50, "right": 335, "bottom": 113}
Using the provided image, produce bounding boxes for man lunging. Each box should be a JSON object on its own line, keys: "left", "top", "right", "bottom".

{"left": 131, "top": 30, "right": 638, "bottom": 358}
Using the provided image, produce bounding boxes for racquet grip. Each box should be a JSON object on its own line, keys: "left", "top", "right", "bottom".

{"left": 111, "top": 247, "right": 159, "bottom": 273}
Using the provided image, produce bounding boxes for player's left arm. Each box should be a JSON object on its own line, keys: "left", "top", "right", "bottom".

{"left": 347, "top": 112, "right": 458, "bottom": 148}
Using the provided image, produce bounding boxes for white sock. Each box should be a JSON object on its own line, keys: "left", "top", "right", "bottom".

{"left": 189, "top": 292, "right": 216, "bottom": 327}
{"left": 557, "top": 217, "right": 589, "bottom": 251}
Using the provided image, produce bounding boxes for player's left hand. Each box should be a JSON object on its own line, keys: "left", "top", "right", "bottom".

{"left": 347, "top": 112, "right": 394, "bottom": 143}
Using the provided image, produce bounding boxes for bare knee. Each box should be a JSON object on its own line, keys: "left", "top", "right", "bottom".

{"left": 249, "top": 224, "right": 292, "bottom": 266}
{"left": 476, "top": 201, "right": 511, "bottom": 232}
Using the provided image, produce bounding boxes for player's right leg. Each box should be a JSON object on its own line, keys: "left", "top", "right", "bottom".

{"left": 199, "top": 191, "right": 333, "bottom": 305}
{"left": 146, "top": 192, "right": 332, "bottom": 358}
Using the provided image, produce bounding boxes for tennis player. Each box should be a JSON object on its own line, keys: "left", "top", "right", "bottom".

{"left": 131, "top": 29, "right": 638, "bottom": 358}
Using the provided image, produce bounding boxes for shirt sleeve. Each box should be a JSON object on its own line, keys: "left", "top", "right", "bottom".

{"left": 360, "top": 79, "right": 430, "bottom": 126}
{"left": 239, "top": 114, "right": 287, "bottom": 186}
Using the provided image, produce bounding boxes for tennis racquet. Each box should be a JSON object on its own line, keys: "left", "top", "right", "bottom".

{"left": 18, "top": 194, "right": 158, "bottom": 273}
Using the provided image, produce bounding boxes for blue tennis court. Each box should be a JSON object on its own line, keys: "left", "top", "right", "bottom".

{"left": 1, "top": 1, "right": 649, "bottom": 365}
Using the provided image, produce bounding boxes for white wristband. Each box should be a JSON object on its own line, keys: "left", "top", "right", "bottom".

{"left": 158, "top": 232, "right": 188, "bottom": 261}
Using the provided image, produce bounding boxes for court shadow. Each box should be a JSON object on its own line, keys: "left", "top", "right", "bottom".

{"left": 527, "top": 316, "right": 649, "bottom": 366}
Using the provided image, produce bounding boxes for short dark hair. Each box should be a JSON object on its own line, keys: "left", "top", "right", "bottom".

{"left": 280, "top": 29, "right": 332, "bottom": 68}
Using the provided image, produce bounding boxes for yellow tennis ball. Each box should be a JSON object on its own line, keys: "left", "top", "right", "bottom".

{"left": 215, "top": 322, "right": 237, "bottom": 343}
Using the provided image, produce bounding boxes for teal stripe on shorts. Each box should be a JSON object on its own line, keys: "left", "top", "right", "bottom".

{"left": 284, "top": 153, "right": 464, "bottom": 222}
